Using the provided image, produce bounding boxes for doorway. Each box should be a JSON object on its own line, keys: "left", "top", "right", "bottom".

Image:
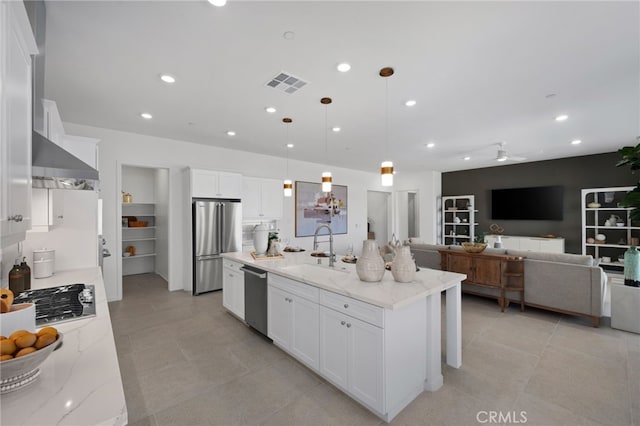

{"left": 118, "top": 165, "right": 170, "bottom": 297}
{"left": 366, "top": 191, "right": 391, "bottom": 248}
{"left": 396, "top": 190, "right": 420, "bottom": 242}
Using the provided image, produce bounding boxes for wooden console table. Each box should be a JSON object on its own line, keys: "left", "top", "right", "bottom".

{"left": 439, "top": 249, "right": 525, "bottom": 311}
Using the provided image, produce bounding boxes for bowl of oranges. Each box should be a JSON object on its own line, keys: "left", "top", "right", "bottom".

{"left": 0, "top": 326, "right": 62, "bottom": 393}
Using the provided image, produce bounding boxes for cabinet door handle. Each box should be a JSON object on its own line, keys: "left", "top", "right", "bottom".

{"left": 343, "top": 304, "right": 349, "bottom": 309}
{"left": 346, "top": 323, "right": 351, "bottom": 328}
{"left": 8, "top": 214, "right": 23, "bottom": 222}
{"left": 341, "top": 321, "right": 346, "bottom": 325}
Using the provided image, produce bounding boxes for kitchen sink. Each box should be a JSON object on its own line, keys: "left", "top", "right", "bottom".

{"left": 281, "top": 263, "right": 350, "bottom": 279}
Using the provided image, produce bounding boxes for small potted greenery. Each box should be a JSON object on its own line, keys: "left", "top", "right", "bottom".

{"left": 617, "top": 140, "right": 640, "bottom": 222}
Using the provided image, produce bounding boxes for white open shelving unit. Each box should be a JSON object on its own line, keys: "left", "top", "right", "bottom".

{"left": 122, "top": 203, "right": 156, "bottom": 276}
{"left": 441, "top": 195, "right": 478, "bottom": 245}
{"left": 581, "top": 186, "right": 635, "bottom": 271}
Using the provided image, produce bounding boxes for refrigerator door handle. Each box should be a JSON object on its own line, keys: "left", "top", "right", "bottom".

{"left": 218, "top": 202, "right": 224, "bottom": 251}
{"left": 196, "top": 254, "right": 219, "bottom": 261}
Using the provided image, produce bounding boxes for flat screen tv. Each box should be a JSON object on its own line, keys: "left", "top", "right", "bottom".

{"left": 491, "top": 186, "right": 564, "bottom": 220}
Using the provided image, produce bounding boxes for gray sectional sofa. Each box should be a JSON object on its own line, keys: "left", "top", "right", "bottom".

{"left": 409, "top": 243, "right": 607, "bottom": 327}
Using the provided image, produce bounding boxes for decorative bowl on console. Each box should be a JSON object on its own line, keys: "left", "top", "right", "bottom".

{"left": 461, "top": 242, "right": 487, "bottom": 253}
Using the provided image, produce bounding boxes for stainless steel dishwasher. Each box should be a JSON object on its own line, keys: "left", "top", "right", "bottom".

{"left": 241, "top": 265, "right": 269, "bottom": 337}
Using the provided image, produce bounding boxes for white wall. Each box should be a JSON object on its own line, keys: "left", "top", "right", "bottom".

{"left": 366, "top": 191, "right": 391, "bottom": 248}
{"left": 1, "top": 190, "right": 98, "bottom": 283}
{"left": 122, "top": 166, "right": 155, "bottom": 204}
{"left": 394, "top": 171, "right": 442, "bottom": 244}
{"left": 64, "top": 122, "right": 387, "bottom": 301}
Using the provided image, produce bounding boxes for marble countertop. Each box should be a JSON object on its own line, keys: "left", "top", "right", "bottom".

{"left": 222, "top": 252, "right": 466, "bottom": 310}
{"left": 1, "top": 267, "right": 127, "bottom": 426}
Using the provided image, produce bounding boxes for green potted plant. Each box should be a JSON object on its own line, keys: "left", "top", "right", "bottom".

{"left": 616, "top": 140, "right": 640, "bottom": 286}
{"left": 617, "top": 140, "right": 640, "bottom": 221}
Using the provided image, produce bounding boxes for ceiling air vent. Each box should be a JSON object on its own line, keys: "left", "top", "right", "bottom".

{"left": 265, "top": 71, "right": 308, "bottom": 94}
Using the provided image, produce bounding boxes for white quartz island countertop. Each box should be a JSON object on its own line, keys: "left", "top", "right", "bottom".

{"left": 221, "top": 251, "right": 466, "bottom": 310}
{"left": 1, "top": 267, "right": 127, "bottom": 426}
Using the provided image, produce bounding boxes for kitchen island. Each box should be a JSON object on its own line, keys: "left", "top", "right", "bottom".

{"left": 1, "top": 267, "right": 127, "bottom": 426}
{"left": 222, "top": 251, "right": 465, "bottom": 422}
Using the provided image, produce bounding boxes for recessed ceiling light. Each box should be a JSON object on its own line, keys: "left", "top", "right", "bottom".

{"left": 463, "top": 156, "right": 471, "bottom": 161}
{"left": 226, "top": 131, "right": 236, "bottom": 136}
{"left": 426, "top": 142, "right": 435, "bottom": 148}
{"left": 337, "top": 63, "right": 351, "bottom": 72}
{"left": 283, "top": 31, "right": 295, "bottom": 40}
{"left": 160, "top": 74, "right": 176, "bottom": 84}
{"left": 405, "top": 100, "right": 417, "bottom": 107}
{"left": 571, "top": 139, "right": 582, "bottom": 145}
{"left": 265, "top": 106, "right": 276, "bottom": 113}
{"left": 207, "top": 0, "right": 226, "bottom": 6}
{"left": 140, "top": 112, "right": 152, "bottom": 119}
{"left": 555, "top": 114, "right": 569, "bottom": 122}
{"left": 332, "top": 127, "right": 341, "bottom": 132}
{"left": 286, "top": 143, "right": 294, "bottom": 148}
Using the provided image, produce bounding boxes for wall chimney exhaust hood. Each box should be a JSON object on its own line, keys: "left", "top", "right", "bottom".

{"left": 32, "top": 130, "right": 99, "bottom": 181}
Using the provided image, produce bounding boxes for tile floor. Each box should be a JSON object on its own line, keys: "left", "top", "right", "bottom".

{"left": 109, "top": 274, "right": 640, "bottom": 426}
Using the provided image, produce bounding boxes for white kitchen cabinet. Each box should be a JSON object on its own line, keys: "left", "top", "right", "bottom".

{"left": 242, "top": 177, "right": 283, "bottom": 219}
{"left": 190, "top": 168, "right": 242, "bottom": 199}
{"left": 30, "top": 188, "right": 64, "bottom": 232}
{"left": 222, "top": 259, "right": 244, "bottom": 320}
{"left": 319, "top": 305, "right": 383, "bottom": 412}
{"left": 252, "top": 272, "right": 432, "bottom": 421}
{"left": 0, "top": 1, "right": 38, "bottom": 248}
{"left": 267, "top": 275, "right": 319, "bottom": 371}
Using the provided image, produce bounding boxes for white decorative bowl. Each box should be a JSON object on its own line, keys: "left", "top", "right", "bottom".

{"left": 0, "top": 303, "right": 35, "bottom": 337}
{"left": 0, "top": 332, "right": 63, "bottom": 393}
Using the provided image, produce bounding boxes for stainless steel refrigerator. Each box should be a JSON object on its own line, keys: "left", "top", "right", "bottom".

{"left": 192, "top": 199, "right": 242, "bottom": 295}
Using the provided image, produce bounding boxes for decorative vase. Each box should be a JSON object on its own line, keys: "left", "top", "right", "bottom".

{"left": 624, "top": 246, "right": 640, "bottom": 287}
{"left": 494, "top": 235, "right": 503, "bottom": 249}
{"left": 391, "top": 246, "right": 416, "bottom": 283}
{"left": 356, "top": 240, "right": 385, "bottom": 282}
{"left": 253, "top": 224, "right": 269, "bottom": 255}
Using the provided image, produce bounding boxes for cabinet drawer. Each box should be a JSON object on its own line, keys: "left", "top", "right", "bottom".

{"left": 269, "top": 273, "right": 319, "bottom": 303}
{"left": 319, "top": 290, "right": 384, "bottom": 328}
{"left": 223, "top": 259, "right": 244, "bottom": 272}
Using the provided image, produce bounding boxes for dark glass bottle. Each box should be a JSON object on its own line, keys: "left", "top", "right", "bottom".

{"left": 8, "top": 260, "right": 25, "bottom": 294}
{"left": 19, "top": 257, "right": 31, "bottom": 290}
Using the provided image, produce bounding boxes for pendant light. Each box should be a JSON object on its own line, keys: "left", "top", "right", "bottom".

{"left": 380, "top": 67, "right": 394, "bottom": 187}
{"left": 283, "top": 117, "right": 293, "bottom": 197}
{"left": 321, "top": 97, "right": 333, "bottom": 193}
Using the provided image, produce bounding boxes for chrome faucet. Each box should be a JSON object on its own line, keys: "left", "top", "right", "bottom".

{"left": 313, "top": 224, "right": 335, "bottom": 267}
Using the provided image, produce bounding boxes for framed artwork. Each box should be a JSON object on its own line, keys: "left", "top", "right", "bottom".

{"left": 295, "top": 181, "right": 348, "bottom": 237}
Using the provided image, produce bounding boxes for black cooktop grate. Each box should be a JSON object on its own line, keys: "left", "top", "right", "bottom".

{"left": 13, "top": 283, "right": 96, "bottom": 326}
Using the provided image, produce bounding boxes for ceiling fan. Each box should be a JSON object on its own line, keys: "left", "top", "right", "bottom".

{"left": 495, "top": 142, "right": 526, "bottom": 162}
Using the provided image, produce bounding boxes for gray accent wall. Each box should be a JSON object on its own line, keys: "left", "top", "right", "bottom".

{"left": 442, "top": 152, "right": 635, "bottom": 254}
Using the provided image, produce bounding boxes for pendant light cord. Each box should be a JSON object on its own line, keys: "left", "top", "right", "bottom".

{"left": 385, "top": 78, "right": 389, "bottom": 159}
{"left": 325, "top": 104, "right": 328, "bottom": 164}
{"left": 286, "top": 123, "right": 290, "bottom": 176}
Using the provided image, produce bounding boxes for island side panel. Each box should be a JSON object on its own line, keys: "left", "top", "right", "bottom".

{"left": 446, "top": 282, "right": 462, "bottom": 368}
{"left": 384, "top": 299, "right": 427, "bottom": 421}
{"left": 424, "top": 292, "right": 444, "bottom": 391}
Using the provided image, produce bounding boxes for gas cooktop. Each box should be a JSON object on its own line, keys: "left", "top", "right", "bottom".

{"left": 13, "top": 283, "right": 96, "bottom": 326}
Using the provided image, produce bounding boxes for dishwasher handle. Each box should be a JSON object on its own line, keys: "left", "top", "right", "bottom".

{"left": 240, "top": 266, "right": 267, "bottom": 279}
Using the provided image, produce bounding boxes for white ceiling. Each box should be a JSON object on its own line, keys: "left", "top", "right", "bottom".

{"left": 43, "top": 0, "right": 639, "bottom": 173}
